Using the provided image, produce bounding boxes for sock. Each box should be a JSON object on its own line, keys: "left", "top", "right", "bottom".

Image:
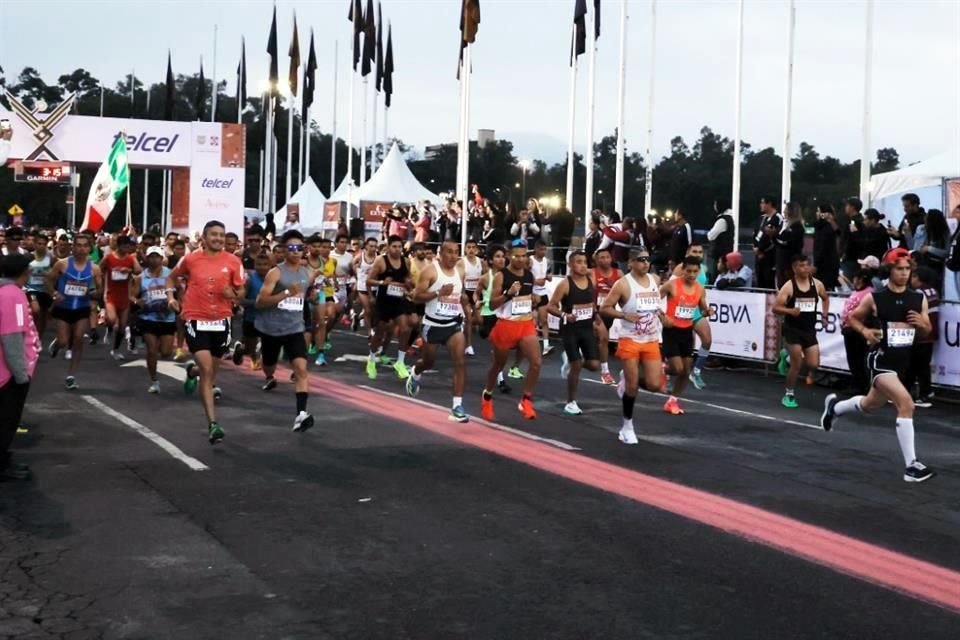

{"left": 497, "top": 371, "right": 505, "bottom": 384}
{"left": 622, "top": 393, "right": 636, "bottom": 420}
{"left": 834, "top": 395, "right": 863, "bottom": 416}
{"left": 601, "top": 362, "right": 610, "bottom": 374}
{"left": 413, "top": 369, "right": 422, "bottom": 381}
{"left": 368, "top": 351, "right": 377, "bottom": 362}
{"left": 397, "top": 351, "right": 406, "bottom": 365}
{"left": 482, "top": 390, "right": 493, "bottom": 400}
{"left": 693, "top": 348, "right": 709, "bottom": 374}
{"left": 895, "top": 418, "right": 917, "bottom": 466}
{"left": 785, "top": 388, "right": 795, "bottom": 396}
{"left": 543, "top": 338, "right": 549, "bottom": 350}
{"left": 113, "top": 329, "right": 123, "bottom": 350}
{"left": 452, "top": 396, "right": 463, "bottom": 409}
{"left": 296, "top": 392, "right": 308, "bottom": 414}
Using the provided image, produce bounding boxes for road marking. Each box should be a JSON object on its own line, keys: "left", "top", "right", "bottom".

{"left": 357, "top": 385, "right": 581, "bottom": 451}
{"left": 583, "top": 378, "right": 823, "bottom": 431}
{"left": 120, "top": 359, "right": 188, "bottom": 383}
{"left": 81, "top": 396, "right": 209, "bottom": 471}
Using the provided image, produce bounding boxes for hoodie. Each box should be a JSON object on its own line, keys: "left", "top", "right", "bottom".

{"left": 0, "top": 278, "right": 38, "bottom": 386}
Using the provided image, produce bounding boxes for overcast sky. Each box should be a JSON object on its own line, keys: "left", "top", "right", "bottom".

{"left": 2, "top": 0, "right": 958, "bottom": 167}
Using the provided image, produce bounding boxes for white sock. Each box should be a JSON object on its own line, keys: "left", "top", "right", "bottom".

{"left": 785, "top": 388, "right": 795, "bottom": 396}
{"left": 896, "top": 418, "right": 917, "bottom": 466}
{"left": 621, "top": 418, "right": 634, "bottom": 430}
{"left": 543, "top": 338, "right": 549, "bottom": 349}
{"left": 452, "top": 396, "right": 463, "bottom": 409}
{"left": 497, "top": 371, "right": 504, "bottom": 384}
{"left": 397, "top": 351, "right": 406, "bottom": 365}
{"left": 412, "top": 370, "right": 422, "bottom": 381}
{"left": 601, "top": 362, "right": 610, "bottom": 374}
{"left": 834, "top": 395, "right": 864, "bottom": 416}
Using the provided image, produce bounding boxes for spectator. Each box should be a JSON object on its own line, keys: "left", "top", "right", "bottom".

{"left": 413, "top": 204, "right": 432, "bottom": 244}
{"left": 280, "top": 209, "right": 302, "bottom": 234}
{"left": 840, "top": 197, "right": 865, "bottom": 278}
{"left": 0, "top": 254, "right": 39, "bottom": 482}
{"left": 753, "top": 196, "right": 782, "bottom": 289}
{"left": 906, "top": 266, "right": 939, "bottom": 406}
{"left": 509, "top": 209, "right": 541, "bottom": 249}
{"left": 839, "top": 267, "right": 875, "bottom": 394}
{"left": 813, "top": 203, "right": 840, "bottom": 290}
{"left": 544, "top": 206, "right": 575, "bottom": 275}
{"left": 385, "top": 205, "right": 411, "bottom": 242}
{"left": 707, "top": 196, "right": 735, "bottom": 279}
{"left": 715, "top": 252, "right": 753, "bottom": 289}
{"left": 597, "top": 213, "right": 633, "bottom": 270}
{"left": 860, "top": 209, "right": 891, "bottom": 262}
{"left": 891, "top": 193, "right": 926, "bottom": 249}
{"left": 947, "top": 204, "right": 960, "bottom": 297}
{"left": 911, "top": 208, "right": 949, "bottom": 290}
{"left": 668, "top": 209, "right": 692, "bottom": 271}
{"left": 584, "top": 214, "right": 602, "bottom": 265}
{"left": 774, "top": 202, "right": 805, "bottom": 287}
{"left": 2, "top": 226, "right": 26, "bottom": 257}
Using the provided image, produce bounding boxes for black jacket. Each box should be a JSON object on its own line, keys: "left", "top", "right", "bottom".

{"left": 813, "top": 219, "right": 840, "bottom": 273}
{"left": 775, "top": 221, "right": 806, "bottom": 273}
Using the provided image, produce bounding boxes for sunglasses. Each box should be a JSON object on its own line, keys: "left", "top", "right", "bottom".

{"left": 286, "top": 244, "right": 305, "bottom": 252}
{"left": 633, "top": 256, "right": 650, "bottom": 263}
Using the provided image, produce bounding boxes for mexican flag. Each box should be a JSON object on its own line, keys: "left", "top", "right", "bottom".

{"left": 80, "top": 135, "right": 130, "bottom": 232}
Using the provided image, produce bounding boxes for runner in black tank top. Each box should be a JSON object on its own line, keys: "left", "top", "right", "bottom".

{"left": 820, "top": 248, "right": 935, "bottom": 483}
{"left": 773, "top": 255, "right": 829, "bottom": 409}
{"left": 365, "top": 236, "right": 414, "bottom": 381}
{"left": 546, "top": 251, "right": 600, "bottom": 416}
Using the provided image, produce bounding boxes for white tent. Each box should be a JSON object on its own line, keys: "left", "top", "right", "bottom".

{"left": 872, "top": 148, "right": 960, "bottom": 201}
{"left": 275, "top": 178, "right": 327, "bottom": 233}
{"left": 354, "top": 143, "right": 441, "bottom": 205}
{"left": 327, "top": 175, "right": 357, "bottom": 204}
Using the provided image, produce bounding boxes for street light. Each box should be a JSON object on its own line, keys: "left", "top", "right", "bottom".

{"left": 519, "top": 159, "right": 532, "bottom": 203}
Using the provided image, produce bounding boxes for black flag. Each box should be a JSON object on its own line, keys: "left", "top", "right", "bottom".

{"left": 594, "top": 0, "right": 601, "bottom": 39}
{"left": 383, "top": 23, "right": 394, "bottom": 108}
{"left": 302, "top": 30, "right": 317, "bottom": 124}
{"left": 164, "top": 51, "right": 175, "bottom": 120}
{"left": 572, "top": 0, "right": 586, "bottom": 65}
{"left": 267, "top": 6, "right": 279, "bottom": 92}
{"left": 288, "top": 13, "right": 301, "bottom": 96}
{"left": 361, "top": 0, "right": 375, "bottom": 77}
{"left": 349, "top": 0, "right": 363, "bottom": 71}
{"left": 195, "top": 60, "right": 206, "bottom": 121}
{"left": 375, "top": 1, "right": 384, "bottom": 91}
{"left": 457, "top": 0, "right": 480, "bottom": 77}
{"left": 236, "top": 37, "right": 247, "bottom": 119}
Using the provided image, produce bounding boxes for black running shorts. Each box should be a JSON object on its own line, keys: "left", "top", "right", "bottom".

{"left": 185, "top": 319, "right": 231, "bottom": 357}
{"left": 661, "top": 326, "right": 696, "bottom": 359}
{"left": 561, "top": 322, "right": 599, "bottom": 363}
{"left": 260, "top": 332, "right": 308, "bottom": 366}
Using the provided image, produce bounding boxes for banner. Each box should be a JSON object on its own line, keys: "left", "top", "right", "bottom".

{"left": 180, "top": 123, "right": 246, "bottom": 236}
{"left": 705, "top": 289, "right": 769, "bottom": 361}
{"left": 932, "top": 301, "right": 960, "bottom": 387}
{"left": 322, "top": 202, "right": 341, "bottom": 236}
{"left": 814, "top": 292, "right": 850, "bottom": 372}
{"left": 361, "top": 201, "right": 392, "bottom": 237}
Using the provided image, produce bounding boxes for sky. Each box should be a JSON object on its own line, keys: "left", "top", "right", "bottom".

{"left": 2, "top": 0, "right": 958, "bottom": 170}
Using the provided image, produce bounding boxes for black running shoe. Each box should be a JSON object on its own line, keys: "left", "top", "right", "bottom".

{"left": 262, "top": 376, "right": 278, "bottom": 391}
{"left": 231, "top": 341, "right": 244, "bottom": 366}
{"left": 498, "top": 379, "right": 511, "bottom": 394}
{"left": 88, "top": 329, "right": 99, "bottom": 345}
{"left": 293, "top": 411, "right": 315, "bottom": 432}
{"left": 820, "top": 393, "right": 838, "bottom": 432}
{"left": 904, "top": 461, "right": 935, "bottom": 483}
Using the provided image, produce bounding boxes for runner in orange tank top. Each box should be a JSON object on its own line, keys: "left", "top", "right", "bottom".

{"left": 659, "top": 256, "right": 711, "bottom": 415}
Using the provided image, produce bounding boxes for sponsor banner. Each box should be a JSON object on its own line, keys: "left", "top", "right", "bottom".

{"left": 322, "top": 202, "right": 341, "bottom": 233}
{"left": 815, "top": 292, "right": 850, "bottom": 372}
{"left": 361, "top": 201, "right": 392, "bottom": 237}
{"left": 705, "top": 289, "right": 768, "bottom": 361}
{"left": 931, "top": 301, "right": 960, "bottom": 387}
{"left": 181, "top": 123, "right": 245, "bottom": 235}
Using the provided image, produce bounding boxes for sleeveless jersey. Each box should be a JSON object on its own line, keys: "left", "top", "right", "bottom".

{"left": 55, "top": 257, "right": 93, "bottom": 310}
{"left": 593, "top": 266, "right": 621, "bottom": 307}
{"left": 480, "top": 270, "right": 497, "bottom": 317}
{"left": 332, "top": 250, "right": 355, "bottom": 289}
{"left": 691, "top": 270, "right": 709, "bottom": 323}
{"left": 141, "top": 267, "right": 175, "bottom": 323}
{"left": 356, "top": 253, "right": 376, "bottom": 293}
{"left": 423, "top": 266, "right": 464, "bottom": 328}
{"left": 256, "top": 263, "right": 312, "bottom": 336}
{"left": 785, "top": 278, "right": 819, "bottom": 332}
{"left": 461, "top": 257, "right": 483, "bottom": 292}
{"left": 561, "top": 276, "right": 596, "bottom": 326}
{"left": 616, "top": 273, "right": 661, "bottom": 343}
{"left": 102, "top": 253, "right": 136, "bottom": 301}
{"left": 530, "top": 256, "right": 550, "bottom": 296}
{"left": 496, "top": 269, "right": 536, "bottom": 321}
{"left": 873, "top": 286, "right": 923, "bottom": 367}
{"left": 666, "top": 280, "right": 703, "bottom": 329}
{"left": 376, "top": 256, "right": 410, "bottom": 306}
{"left": 244, "top": 270, "right": 265, "bottom": 323}
{"left": 26, "top": 253, "right": 52, "bottom": 293}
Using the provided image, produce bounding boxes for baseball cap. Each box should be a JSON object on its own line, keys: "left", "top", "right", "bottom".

{"left": 145, "top": 246, "right": 165, "bottom": 258}
{"left": 882, "top": 247, "right": 911, "bottom": 265}
{"left": 856, "top": 255, "right": 880, "bottom": 269}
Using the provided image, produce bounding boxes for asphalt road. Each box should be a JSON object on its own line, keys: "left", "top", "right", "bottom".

{"left": 3, "top": 328, "right": 960, "bottom": 640}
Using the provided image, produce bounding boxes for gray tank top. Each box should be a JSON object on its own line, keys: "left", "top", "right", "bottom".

{"left": 254, "top": 263, "right": 312, "bottom": 336}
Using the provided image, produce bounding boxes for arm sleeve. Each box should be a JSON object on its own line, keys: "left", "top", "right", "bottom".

{"left": 0, "top": 334, "right": 28, "bottom": 383}
{"left": 706, "top": 218, "right": 728, "bottom": 241}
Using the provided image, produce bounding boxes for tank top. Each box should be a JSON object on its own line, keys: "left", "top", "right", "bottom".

{"left": 561, "top": 276, "right": 596, "bottom": 326}
{"left": 316, "top": 257, "right": 337, "bottom": 298}
{"left": 423, "top": 265, "right": 464, "bottom": 327}
{"left": 333, "top": 250, "right": 355, "bottom": 288}
{"left": 376, "top": 256, "right": 410, "bottom": 305}
{"left": 103, "top": 253, "right": 136, "bottom": 299}
{"left": 496, "top": 269, "right": 536, "bottom": 321}
{"left": 256, "top": 263, "right": 312, "bottom": 336}
{"left": 531, "top": 256, "right": 550, "bottom": 296}
{"left": 873, "top": 286, "right": 923, "bottom": 362}
{"left": 356, "top": 253, "right": 376, "bottom": 293}
{"left": 26, "top": 253, "right": 52, "bottom": 292}
{"left": 244, "top": 270, "right": 265, "bottom": 322}
{"left": 666, "top": 280, "right": 703, "bottom": 329}
{"left": 141, "top": 267, "right": 175, "bottom": 323}
{"left": 785, "top": 278, "right": 818, "bottom": 332}
{"left": 55, "top": 257, "right": 93, "bottom": 310}
{"left": 616, "top": 273, "right": 661, "bottom": 343}
{"left": 593, "top": 266, "right": 621, "bottom": 307}
{"left": 480, "top": 270, "right": 496, "bottom": 317}
{"left": 461, "top": 256, "right": 483, "bottom": 292}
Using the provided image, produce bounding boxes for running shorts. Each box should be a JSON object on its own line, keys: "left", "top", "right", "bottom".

{"left": 51, "top": 307, "right": 90, "bottom": 325}
{"left": 479, "top": 314, "right": 497, "bottom": 340}
{"left": 377, "top": 299, "right": 408, "bottom": 323}
{"left": 139, "top": 319, "right": 177, "bottom": 337}
{"left": 27, "top": 291, "right": 53, "bottom": 310}
{"left": 782, "top": 325, "right": 819, "bottom": 350}
{"left": 105, "top": 291, "right": 131, "bottom": 311}
{"left": 260, "top": 332, "right": 308, "bottom": 366}
{"left": 489, "top": 319, "right": 536, "bottom": 352}
{"left": 662, "top": 326, "right": 696, "bottom": 359}
{"left": 866, "top": 349, "right": 908, "bottom": 387}
{"left": 242, "top": 320, "right": 261, "bottom": 340}
{"left": 616, "top": 339, "right": 661, "bottom": 362}
{"left": 561, "top": 322, "right": 599, "bottom": 363}
{"left": 422, "top": 323, "right": 461, "bottom": 346}
{"left": 185, "top": 319, "right": 231, "bottom": 357}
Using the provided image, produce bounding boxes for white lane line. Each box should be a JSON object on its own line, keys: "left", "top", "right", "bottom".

{"left": 81, "top": 396, "right": 209, "bottom": 471}
{"left": 356, "top": 385, "right": 582, "bottom": 451}
{"left": 582, "top": 378, "right": 823, "bottom": 431}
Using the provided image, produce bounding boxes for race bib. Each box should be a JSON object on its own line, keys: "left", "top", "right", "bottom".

{"left": 278, "top": 296, "right": 304, "bottom": 312}
{"left": 387, "top": 283, "right": 405, "bottom": 298}
{"left": 511, "top": 295, "right": 533, "bottom": 316}
{"left": 675, "top": 305, "right": 696, "bottom": 320}
{"left": 64, "top": 281, "right": 86, "bottom": 297}
{"left": 465, "top": 277, "right": 480, "bottom": 291}
{"left": 573, "top": 303, "right": 594, "bottom": 322}
{"left": 146, "top": 288, "right": 167, "bottom": 303}
{"left": 886, "top": 322, "right": 915, "bottom": 348}
{"left": 195, "top": 319, "right": 226, "bottom": 332}
{"left": 636, "top": 293, "right": 660, "bottom": 312}
{"left": 797, "top": 299, "right": 816, "bottom": 313}
{"left": 111, "top": 269, "right": 129, "bottom": 281}
{"left": 437, "top": 296, "right": 462, "bottom": 317}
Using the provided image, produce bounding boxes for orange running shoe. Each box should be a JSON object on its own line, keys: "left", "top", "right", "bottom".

{"left": 481, "top": 393, "right": 495, "bottom": 421}
{"left": 600, "top": 371, "right": 615, "bottom": 385}
{"left": 663, "top": 396, "right": 683, "bottom": 415}
{"left": 518, "top": 396, "right": 537, "bottom": 420}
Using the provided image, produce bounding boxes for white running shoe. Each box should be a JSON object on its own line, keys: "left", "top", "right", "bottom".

{"left": 465, "top": 345, "right": 475, "bottom": 356}
{"left": 563, "top": 400, "right": 582, "bottom": 416}
{"left": 618, "top": 423, "right": 639, "bottom": 445}
{"left": 110, "top": 349, "right": 125, "bottom": 361}
{"left": 560, "top": 351, "right": 571, "bottom": 379}
{"left": 147, "top": 381, "right": 160, "bottom": 394}
{"left": 293, "top": 411, "right": 315, "bottom": 432}
{"left": 64, "top": 349, "right": 73, "bottom": 361}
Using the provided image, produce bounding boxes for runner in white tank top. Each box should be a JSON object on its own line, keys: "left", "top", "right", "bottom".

{"left": 353, "top": 238, "right": 379, "bottom": 334}
{"left": 530, "top": 240, "right": 553, "bottom": 356}
{"left": 457, "top": 239, "right": 485, "bottom": 356}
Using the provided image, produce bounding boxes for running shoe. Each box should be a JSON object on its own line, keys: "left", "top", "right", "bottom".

{"left": 88, "top": 329, "right": 99, "bottom": 345}
{"left": 377, "top": 354, "right": 394, "bottom": 365}
{"left": 47, "top": 338, "right": 60, "bottom": 359}
{"left": 174, "top": 348, "right": 187, "bottom": 362}
{"left": 307, "top": 343, "right": 318, "bottom": 356}
{"left": 64, "top": 350, "right": 73, "bottom": 361}
{"left": 820, "top": 393, "right": 838, "bottom": 432}
{"left": 619, "top": 423, "right": 639, "bottom": 445}
{"left": 231, "top": 341, "right": 245, "bottom": 366}
{"left": 663, "top": 396, "right": 684, "bottom": 415}
{"left": 616, "top": 371, "right": 625, "bottom": 400}
{"left": 351, "top": 313, "right": 361, "bottom": 332}
{"left": 109, "top": 349, "right": 125, "bottom": 361}
{"left": 262, "top": 376, "right": 278, "bottom": 391}
{"left": 323, "top": 340, "right": 333, "bottom": 352}
{"left": 781, "top": 393, "right": 799, "bottom": 409}
{"left": 183, "top": 362, "right": 198, "bottom": 394}
{"left": 563, "top": 400, "right": 583, "bottom": 416}
{"left": 449, "top": 406, "right": 469, "bottom": 423}
{"left": 293, "top": 411, "right": 315, "bottom": 432}
{"left": 497, "top": 379, "right": 511, "bottom": 394}
{"left": 914, "top": 396, "right": 933, "bottom": 409}
{"left": 405, "top": 374, "right": 421, "bottom": 397}
{"left": 366, "top": 359, "right": 378, "bottom": 380}
{"left": 689, "top": 371, "right": 705, "bottom": 390}
{"left": 481, "top": 393, "right": 495, "bottom": 421}
{"left": 393, "top": 361, "right": 410, "bottom": 380}
{"left": 65, "top": 376, "right": 79, "bottom": 391}
{"left": 465, "top": 345, "right": 475, "bottom": 357}
{"left": 507, "top": 366, "right": 524, "bottom": 380}
{"left": 518, "top": 397, "right": 537, "bottom": 420}
{"left": 600, "top": 371, "right": 615, "bottom": 386}
{"left": 314, "top": 352, "right": 328, "bottom": 367}
{"left": 213, "top": 387, "right": 223, "bottom": 401}
{"left": 777, "top": 349, "right": 789, "bottom": 376}
{"left": 208, "top": 422, "right": 225, "bottom": 444}
{"left": 904, "top": 461, "right": 935, "bottom": 483}
{"left": 250, "top": 358, "right": 262, "bottom": 371}
{"left": 16, "top": 426, "right": 28, "bottom": 434}
{"left": 560, "top": 351, "right": 571, "bottom": 379}
{"left": 542, "top": 344, "right": 555, "bottom": 357}
{"left": 147, "top": 381, "right": 160, "bottom": 394}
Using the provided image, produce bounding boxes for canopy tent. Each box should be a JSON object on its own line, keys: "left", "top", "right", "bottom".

{"left": 327, "top": 143, "right": 441, "bottom": 207}
{"left": 872, "top": 148, "right": 960, "bottom": 225}
{"left": 327, "top": 175, "right": 357, "bottom": 204}
{"left": 275, "top": 178, "right": 327, "bottom": 233}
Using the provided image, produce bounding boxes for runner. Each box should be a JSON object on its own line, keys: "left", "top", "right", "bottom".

{"left": 407, "top": 243, "right": 430, "bottom": 352}
{"left": 311, "top": 236, "right": 338, "bottom": 365}
{"left": 477, "top": 245, "right": 512, "bottom": 394}
{"left": 481, "top": 240, "right": 542, "bottom": 421}
{"left": 590, "top": 247, "right": 620, "bottom": 385}
{"left": 458, "top": 239, "right": 485, "bottom": 357}
{"left": 547, "top": 250, "right": 600, "bottom": 416}
{"left": 672, "top": 243, "right": 712, "bottom": 390}
{"left": 25, "top": 233, "right": 53, "bottom": 336}
{"left": 46, "top": 233, "right": 102, "bottom": 390}
{"left": 100, "top": 235, "right": 141, "bottom": 361}
{"left": 599, "top": 247, "right": 666, "bottom": 444}
{"left": 166, "top": 220, "right": 246, "bottom": 444}
{"left": 660, "top": 256, "right": 710, "bottom": 415}
{"left": 353, "top": 237, "right": 379, "bottom": 335}
{"left": 405, "top": 240, "right": 469, "bottom": 423}
{"left": 821, "top": 248, "right": 935, "bottom": 482}
{"left": 773, "top": 255, "right": 829, "bottom": 408}
{"left": 366, "top": 235, "right": 415, "bottom": 380}
{"left": 131, "top": 247, "right": 176, "bottom": 393}
{"left": 238, "top": 252, "right": 273, "bottom": 369}
{"left": 531, "top": 240, "right": 554, "bottom": 356}
{"left": 328, "top": 233, "right": 356, "bottom": 354}
{"left": 255, "top": 230, "right": 315, "bottom": 432}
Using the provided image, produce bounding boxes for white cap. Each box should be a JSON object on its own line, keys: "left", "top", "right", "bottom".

{"left": 145, "top": 246, "right": 165, "bottom": 258}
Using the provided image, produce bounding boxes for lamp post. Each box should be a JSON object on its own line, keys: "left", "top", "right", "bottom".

{"left": 519, "top": 159, "right": 532, "bottom": 204}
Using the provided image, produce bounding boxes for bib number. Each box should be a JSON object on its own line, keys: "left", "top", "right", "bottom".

{"left": 573, "top": 303, "right": 594, "bottom": 322}
{"left": 511, "top": 295, "right": 533, "bottom": 316}
{"left": 636, "top": 293, "right": 660, "bottom": 312}
{"left": 675, "top": 305, "right": 696, "bottom": 320}
{"left": 195, "top": 319, "right": 226, "bottom": 332}
{"left": 387, "top": 283, "right": 405, "bottom": 298}
{"left": 64, "top": 281, "right": 86, "bottom": 297}
{"left": 797, "top": 299, "right": 816, "bottom": 313}
{"left": 111, "top": 269, "right": 129, "bottom": 281}
{"left": 887, "top": 322, "right": 915, "bottom": 348}
{"left": 146, "top": 288, "right": 167, "bottom": 303}
{"left": 437, "top": 296, "right": 462, "bottom": 317}
{"left": 278, "top": 296, "right": 304, "bottom": 312}
{"left": 465, "top": 277, "right": 479, "bottom": 291}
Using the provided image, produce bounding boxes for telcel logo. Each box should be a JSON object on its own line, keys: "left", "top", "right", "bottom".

{"left": 201, "top": 178, "right": 234, "bottom": 189}
{"left": 113, "top": 131, "right": 180, "bottom": 152}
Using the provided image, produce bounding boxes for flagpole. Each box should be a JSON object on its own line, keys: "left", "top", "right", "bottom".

{"left": 460, "top": 46, "right": 472, "bottom": 256}
{"left": 584, "top": 3, "right": 597, "bottom": 224}
{"left": 268, "top": 94, "right": 276, "bottom": 215}
{"left": 372, "top": 84, "right": 379, "bottom": 174}
{"left": 331, "top": 40, "right": 338, "bottom": 195}
{"left": 383, "top": 106, "right": 389, "bottom": 159}
{"left": 346, "top": 44, "right": 356, "bottom": 204}
{"left": 286, "top": 88, "right": 295, "bottom": 201}
{"left": 99, "top": 82, "right": 105, "bottom": 117}
{"left": 730, "top": 0, "right": 745, "bottom": 246}
{"left": 211, "top": 24, "right": 218, "bottom": 122}
{"left": 860, "top": 0, "right": 874, "bottom": 206}
{"left": 237, "top": 38, "right": 244, "bottom": 124}
{"left": 161, "top": 171, "right": 168, "bottom": 235}
{"left": 143, "top": 90, "right": 151, "bottom": 232}
{"left": 302, "top": 61, "right": 309, "bottom": 186}
{"left": 780, "top": 0, "right": 796, "bottom": 208}
{"left": 456, "top": 57, "right": 466, "bottom": 213}
{"left": 258, "top": 148, "right": 265, "bottom": 212}
{"left": 565, "top": 23, "right": 577, "bottom": 212}
{"left": 643, "top": 0, "right": 657, "bottom": 219}
{"left": 361, "top": 76, "right": 369, "bottom": 185}
{"left": 262, "top": 90, "right": 271, "bottom": 211}
{"left": 614, "top": 0, "right": 628, "bottom": 216}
